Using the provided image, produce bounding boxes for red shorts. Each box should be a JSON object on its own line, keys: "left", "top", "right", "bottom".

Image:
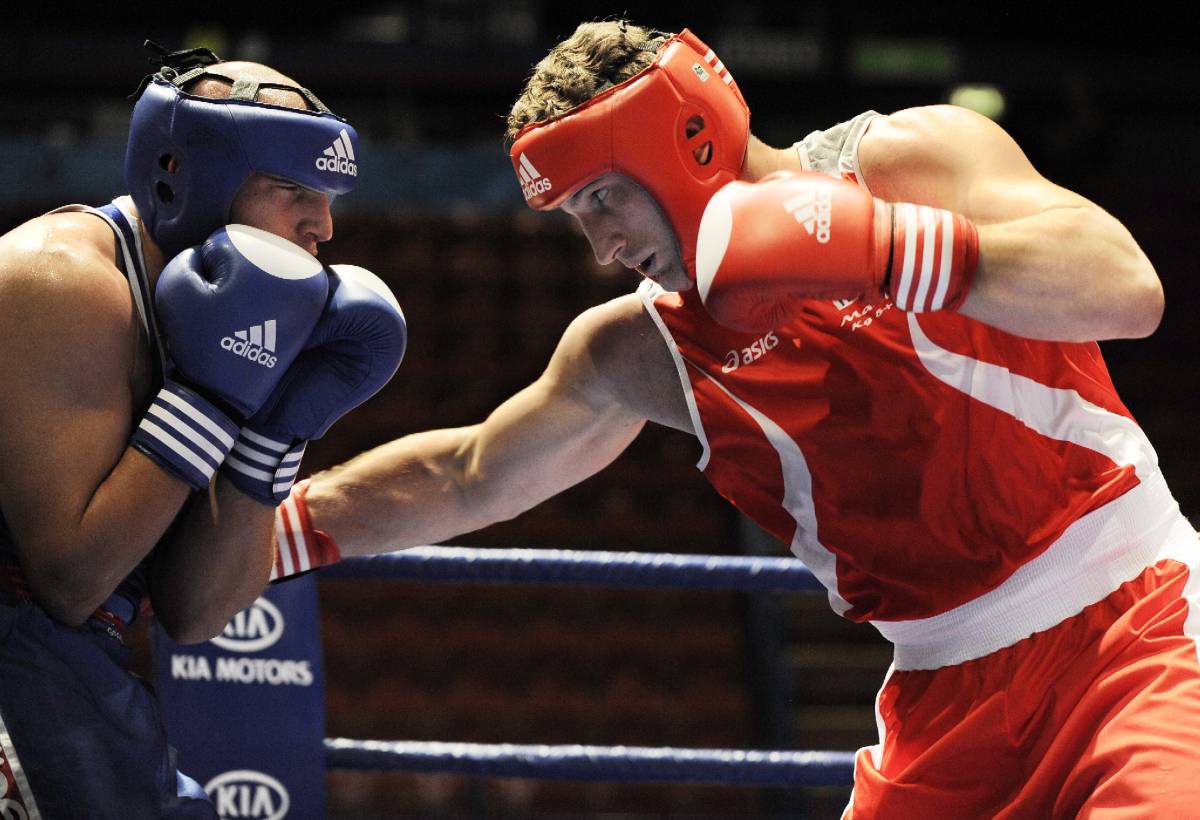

{"left": 845, "top": 556, "right": 1200, "bottom": 818}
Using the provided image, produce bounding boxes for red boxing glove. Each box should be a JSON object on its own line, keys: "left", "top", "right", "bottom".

{"left": 696, "top": 171, "right": 979, "bottom": 333}
{"left": 271, "top": 479, "right": 341, "bottom": 581}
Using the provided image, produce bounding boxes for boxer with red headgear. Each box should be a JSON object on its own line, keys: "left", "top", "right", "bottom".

{"left": 0, "top": 43, "right": 404, "bottom": 816}
{"left": 282, "top": 19, "right": 1199, "bottom": 816}
{"left": 510, "top": 27, "right": 978, "bottom": 328}
{"left": 510, "top": 29, "right": 749, "bottom": 289}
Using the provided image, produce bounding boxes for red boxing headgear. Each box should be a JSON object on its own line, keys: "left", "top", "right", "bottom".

{"left": 509, "top": 30, "right": 750, "bottom": 281}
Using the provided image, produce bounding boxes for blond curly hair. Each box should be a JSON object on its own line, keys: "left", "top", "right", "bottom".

{"left": 506, "top": 21, "right": 672, "bottom": 142}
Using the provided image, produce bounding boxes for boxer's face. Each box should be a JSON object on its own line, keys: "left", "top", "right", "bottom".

{"left": 561, "top": 173, "right": 691, "bottom": 292}
{"left": 229, "top": 173, "right": 334, "bottom": 257}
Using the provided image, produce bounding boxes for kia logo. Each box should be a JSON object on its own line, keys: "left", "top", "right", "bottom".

{"left": 204, "top": 770, "right": 289, "bottom": 819}
{"left": 210, "top": 598, "right": 284, "bottom": 653}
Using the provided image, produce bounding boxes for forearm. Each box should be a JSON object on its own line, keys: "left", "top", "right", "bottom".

{"left": 148, "top": 479, "right": 275, "bottom": 643}
{"left": 281, "top": 334, "right": 648, "bottom": 568}
{"left": 23, "top": 448, "right": 191, "bottom": 625}
{"left": 304, "top": 426, "right": 505, "bottom": 557}
{"left": 959, "top": 205, "right": 1162, "bottom": 342}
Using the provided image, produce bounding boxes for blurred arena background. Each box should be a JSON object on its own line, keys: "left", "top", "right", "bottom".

{"left": 2, "top": 3, "right": 1197, "bottom": 817}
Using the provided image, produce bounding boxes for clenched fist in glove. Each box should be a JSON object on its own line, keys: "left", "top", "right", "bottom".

{"left": 696, "top": 170, "right": 979, "bottom": 333}
{"left": 223, "top": 264, "right": 407, "bottom": 508}
{"left": 132, "top": 225, "right": 329, "bottom": 490}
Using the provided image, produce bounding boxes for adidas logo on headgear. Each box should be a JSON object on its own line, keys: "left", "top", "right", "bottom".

{"left": 783, "top": 186, "right": 832, "bottom": 244}
{"left": 517, "top": 153, "right": 552, "bottom": 200}
{"left": 221, "top": 320, "right": 279, "bottom": 368}
{"left": 316, "top": 129, "right": 358, "bottom": 177}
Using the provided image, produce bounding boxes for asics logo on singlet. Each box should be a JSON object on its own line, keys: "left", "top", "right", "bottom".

{"left": 315, "top": 129, "right": 357, "bottom": 177}
{"left": 517, "top": 153, "right": 552, "bottom": 200}
{"left": 784, "top": 186, "right": 832, "bottom": 244}
{"left": 722, "top": 331, "right": 779, "bottom": 373}
{"left": 205, "top": 770, "right": 289, "bottom": 820}
{"left": 210, "top": 597, "right": 285, "bottom": 653}
{"left": 221, "top": 320, "right": 279, "bottom": 369}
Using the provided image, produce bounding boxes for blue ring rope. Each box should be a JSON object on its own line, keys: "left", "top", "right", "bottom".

{"left": 325, "top": 739, "right": 855, "bottom": 787}
{"left": 325, "top": 552, "right": 841, "bottom": 788}
{"left": 324, "top": 547, "right": 822, "bottom": 593}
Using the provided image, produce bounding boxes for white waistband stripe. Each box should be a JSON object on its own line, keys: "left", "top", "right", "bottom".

{"left": 874, "top": 472, "right": 1195, "bottom": 669}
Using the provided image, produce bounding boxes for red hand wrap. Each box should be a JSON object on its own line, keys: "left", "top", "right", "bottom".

{"left": 884, "top": 202, "right": 979, "bottom": 312}
{"left": 271, "top": 479, "right": 341, "bottom": 581}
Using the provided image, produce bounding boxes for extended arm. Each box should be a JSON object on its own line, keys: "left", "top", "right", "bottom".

{"left": 858, "top": 105, "right": 1162, "bottom": 341}
{"left": 302, "top": 295, "right": 684, "bottom": 558}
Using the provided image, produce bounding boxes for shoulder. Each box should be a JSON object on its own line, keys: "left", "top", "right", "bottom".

{"left": 862, "top": 104, "right": 995, "bottom": 139}
{"left": 0, "top": 212, "right": 135, "bottom": 386}
{"left": 552, "top": 293, "right": 660, "bottom": 386}
{"left": 566, "top": 292, "right": 659, "bottom": 358}
{"left": 551, "top": 293, "right": 692, "bottom": 432}
{"left": 860, "top": 105, "right": 1033, "bottom": 178}
{"left": 860, "top": 105, "right": 1017, "bottom": 162}
{"left": 0, "top": 211, "right": 130, "bottom": 305}
{"left": 857, "top": 105, "right": 1054, "bottom": 212}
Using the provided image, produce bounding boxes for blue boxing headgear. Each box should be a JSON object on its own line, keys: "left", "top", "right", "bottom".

{"left": 125, "top": 43, "right": 360, "bottom": 256}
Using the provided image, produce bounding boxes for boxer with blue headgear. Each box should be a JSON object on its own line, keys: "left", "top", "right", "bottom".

{"left": 0, "top": 42, "right": 404, "bottom": 816}
{"left": 125, "top": 41, "right": 362, "bottom": 257}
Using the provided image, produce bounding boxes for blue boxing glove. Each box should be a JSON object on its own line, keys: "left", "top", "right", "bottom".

{"left": 131, "top": 225, "right": 329, "bottom": 490}
{"left": 223, "top": 264, "right": 407, "bottom": 504}
{"left": 155, "top": 225, "right": 329, "bottom": 415}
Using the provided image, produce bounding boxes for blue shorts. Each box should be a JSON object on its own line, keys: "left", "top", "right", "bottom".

{"left": 0, "top": 597, "right": 216, "bottom": 818}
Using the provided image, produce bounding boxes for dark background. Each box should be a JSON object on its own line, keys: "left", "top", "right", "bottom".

{"left": 2, "top": 4, "right": 1197, "bottom": 817}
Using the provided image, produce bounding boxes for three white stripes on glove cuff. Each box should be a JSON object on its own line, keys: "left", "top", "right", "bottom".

{"left": 132, "top": 381, "right": 306, "bottom": 506}
{"left": 132, "top": 380, "right": 239, "bottom": 490}
{"left": 225, "top": 429, "right": 307, "bottom": 504}
{"left": 886, "top": 202, "right": 978, "bottom": 314}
